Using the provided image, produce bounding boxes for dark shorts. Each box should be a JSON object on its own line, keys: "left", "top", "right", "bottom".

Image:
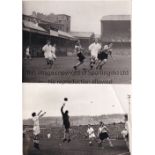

{"left": 77, "top": 52, "right": 85, "bottom": 62}
{"left": 125, "top": 134, "right": 129, "bottom": 140}
{"left": 98, "top": 52, "right": 108, "bottom": 60}
{"left": 99, "top": 132, "right": 109, "bottom": 140}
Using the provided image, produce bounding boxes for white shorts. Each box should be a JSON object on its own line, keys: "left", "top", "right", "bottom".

{"left": 44, "top": 52, "right": 56, "bottom": 60}
{"left": 103, "top": 59, "right": 107, "bottom": 62}
{"left": 121, "top": 130, "right": 128, "bottom": 137}
{"left": 26, "top": 52, "right": 30, "bottom": 56}
{"left": 44, "top": 52, "right": 51, "bottom": 59}
{"left": 33, "top": 126, "right": 40, "bottom": 136}
{"left": 90, "top": 56, "right": 98, "bottom": 62}
{"left": 91, "top": 51, "right": 98, "bottom": 60}
{"left": 89, "top": 133, "right": 96, "bottom": 139}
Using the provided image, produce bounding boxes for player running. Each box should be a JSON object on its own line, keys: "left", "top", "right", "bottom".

{"left": 121, "top": 114, "right": 129, "bottom": 148}
{"left": 73, "top": 40, "right": 85, "bottom": 70}
{"left": 32, "top": 110, "right": 46, "bottom": 150}
{"left": 87, "top": 124, "right": 96, "bottom": 145}
{"left": 96, "top": 43, "right": 113, "bottom": 69}
{"left": 42, "top": 40, "right": 56, "bottom": 67}
{"left": 61, "top": 99, "right": 71, "bottom": 143}
{"left": 97, "top": 121, "right": 113, "bottom": 147}
{"left": 88, "top": 38, "right": 101, "bottom": 69}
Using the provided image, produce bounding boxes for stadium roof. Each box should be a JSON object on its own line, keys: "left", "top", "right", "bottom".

{"left": 23, "top": 20, "right": 47, "bottom": 32}
{"left": 58, "top": 30, "right": 75, "bottom": 40}
{"left": 50, "top": 30, "right": 58, "bottom": 37}
{"left": 23, "top": 20, "right": 75, "bottom": 40}
{"left": 57, "top": 14, "right": 71, "bottom": 17}
{"left": 23, "top": 14, "right": 63, "bottom": 31}
{"left": 70, "top": 32, "right": 94, "bottom": 39}
{"left": 23, "top": 20, "right": 49, "bottom": 35}
{"left": 101, "top": 15, "right": 131, "bottom": 21}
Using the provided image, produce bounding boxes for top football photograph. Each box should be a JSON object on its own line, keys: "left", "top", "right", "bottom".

{"left": 22, "top": 0, "right": 131, "bottom": 84}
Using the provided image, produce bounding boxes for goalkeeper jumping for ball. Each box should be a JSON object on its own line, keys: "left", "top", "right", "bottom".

{"left": 61, "top": 98, "right": 71, "bottom": 143}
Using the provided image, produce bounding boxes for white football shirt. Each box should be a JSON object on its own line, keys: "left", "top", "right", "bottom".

{"left": 88, "top": 43, "right": 101, "bottom": 58}
{"left": 32, "top": 116, "right": 39, "bottom": 126}
{"left": 87, "top": 127, "right": 96, "bottom": 138}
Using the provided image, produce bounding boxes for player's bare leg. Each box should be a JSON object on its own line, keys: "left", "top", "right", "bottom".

{"left": 90, "top": 57, "right": 96, "bottom": 69}
{"left": 94, "top": 59, "right": 99, "bottom": 69}
{"left": 98, "top": 139, "right": 103, "bottom": 147}
{"left": 90, "top": 137, "right": 96, "bottom": 146}
{"left": 96, "top": 60, "right": 102, "bottom": 69}
{"left": 63, "top": 130, "right": 67, "bottom": 142}
{"left": 107, "top": 137, "right": 113, "bottom": 147}
{"left": 67, "top": 132, "right": 71, "bottom": 143}
{"left": 89, "top": 138, "right": 93, "bottom": 146}
{"left": 33, "top": 135, "right": 40, "bottom": 150}
{"left": 124, "top": 135, "right": 129, "bottom": 149}
{"left": 73, "top": 61, "right": 84, "bottom": 70}
{"left": 49, "top": 59, "right": 53, "bottom": 68}
{"left": 28, "top": 55, "right": 32, "bottom": 60}
{"left": 63, "top": 129, "right": 71, "bottom": 143}
{"left": 45, "top": 58, "right": 49, "bottom": 65}
{"left": 66, "top": 129, "right": 71, "bottom": 143}
{"left": 99, "top": 59, "right": 107, "bottom": 69}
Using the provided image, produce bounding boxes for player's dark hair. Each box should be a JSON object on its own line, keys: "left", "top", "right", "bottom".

{"left": 32, "top": 112, "right": 36, "bottom": 117}
{"left": 108, "top": 42, "right": 113, "bottom": 47}
{"left": 76, "top": 40, "right": 81, "bottom": 46}
{"left": 124, "top": 114, "right": 128, "bottom": 120}
{"left": 46, "top": 39, "right": 51, "bottom": 43}
{"left": 100, "top": 121, "right": 103, "bottom": 125}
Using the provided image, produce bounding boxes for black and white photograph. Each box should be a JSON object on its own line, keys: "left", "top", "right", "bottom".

{"left": 3, "top": 0, "right": 155, "bottom": 155}
{"left": 22, "top": 0, "right": 131, "bottom": 84}
{"left": 23, "top": 84, "right": 131, "bottom": 155}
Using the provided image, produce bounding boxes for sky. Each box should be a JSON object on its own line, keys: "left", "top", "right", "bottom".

{"left": 23, "top": 84, "right": 131, "bottom": 119}
{"left": 23, "top": 0, "right": 131, "bottom": 34}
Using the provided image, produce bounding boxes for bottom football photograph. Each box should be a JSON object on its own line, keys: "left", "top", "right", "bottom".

{"left": 23, "top": 84, "right": 131, "bottom": 155}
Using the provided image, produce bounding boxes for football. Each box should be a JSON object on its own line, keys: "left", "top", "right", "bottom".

{"left": 64, "top": 97, "right": 68, "bottom": 101}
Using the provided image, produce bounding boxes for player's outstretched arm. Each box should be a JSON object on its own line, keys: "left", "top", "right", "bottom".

{"left": 37, "top": 110, "right": 42, "bottom": 116}
{"left": 97, "top": 129, "right": 100, "bottom": 138}
{"left": 61, "top": 103, "right": 65, "bottom": 115}
{"left": 39, "top": 112, "right": 46, "bottom": 118}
